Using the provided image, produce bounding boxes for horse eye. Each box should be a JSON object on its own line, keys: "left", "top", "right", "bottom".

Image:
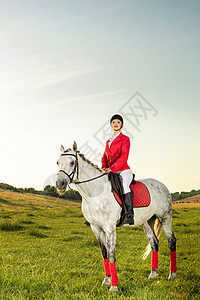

{"left": 71, "top": 161, "right": 75, "bottom": 166}
{"left": 56, "top": 161, "right": 59, "bottom": 165}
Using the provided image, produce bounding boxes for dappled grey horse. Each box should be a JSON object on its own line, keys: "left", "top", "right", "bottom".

{"left": 56, "top": 141, "right": 177, "bottom": 292}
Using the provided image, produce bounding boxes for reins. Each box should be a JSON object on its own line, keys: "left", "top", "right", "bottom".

{"left": 75, "top": 173, "right": 107, "bottom": 184}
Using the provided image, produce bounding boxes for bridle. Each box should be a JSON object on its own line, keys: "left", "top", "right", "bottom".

{"left": 58, "top": 152, "right": 79, "bottom": 184}
{"left": 58, "top": 151, "right": 107, "bottom": 185}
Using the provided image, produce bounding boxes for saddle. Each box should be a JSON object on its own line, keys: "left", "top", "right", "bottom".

{"left": 84, "top": 172, "right": 150, "bottom": 228}
{"left": 108, "top": 172, "right": 136, "bottom": 227}
{"left": 108, "top": 171, "right": 136, "bottom": 201}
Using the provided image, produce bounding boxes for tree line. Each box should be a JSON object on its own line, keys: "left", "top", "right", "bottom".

{"left": 171, "top": 189, "right": 200, "bottom": 201}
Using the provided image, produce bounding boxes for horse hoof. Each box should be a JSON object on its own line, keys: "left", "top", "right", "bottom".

{"left": 109, "top": 286, "right": 119, "bottom": 293}
{"left": 148, "top": 269, "right": 158, "bottom": 280}
{"left": 102, "top": 276, "right": 111, "bottom": 286}
{"left": 168, "top": 271, "right": 176, "bottom": 280}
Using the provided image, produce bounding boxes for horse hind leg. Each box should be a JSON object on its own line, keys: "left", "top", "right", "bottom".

{"left": 143, "top": 216, "right": 161, "bottom": 280}
{"left": 161, "top": 218, "right": 177, "bottom": 279}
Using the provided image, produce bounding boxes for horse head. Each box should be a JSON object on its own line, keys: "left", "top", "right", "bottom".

{"left": 56, "top": 141, "right": 78, "bottom": 194}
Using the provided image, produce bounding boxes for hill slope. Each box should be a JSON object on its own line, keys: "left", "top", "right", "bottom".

{"left": 0, "top": 188, "right": 79, "bottom": 213}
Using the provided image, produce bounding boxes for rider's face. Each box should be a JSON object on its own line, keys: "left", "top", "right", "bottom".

{"left": 111, "top": 119, "right": 123, "bottom": 131}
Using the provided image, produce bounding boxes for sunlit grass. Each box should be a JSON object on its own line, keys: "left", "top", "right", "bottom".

{"left": 0, "top": 190, "right": 199, "bottom": 299}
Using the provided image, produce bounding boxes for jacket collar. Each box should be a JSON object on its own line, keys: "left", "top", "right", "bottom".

{"left": 107, "top": 131, "right": 123, "bottom": 145}
{"left": 110, "top": 131, "right": 121, "bottom": 139}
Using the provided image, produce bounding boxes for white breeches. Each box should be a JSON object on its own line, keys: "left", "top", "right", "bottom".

{"left": 116, "top": 168, "right": 133, "bottom": 194}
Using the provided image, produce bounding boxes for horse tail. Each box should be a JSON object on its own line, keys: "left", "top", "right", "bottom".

{"left": 142, "top": 218, "right": 162, "bottom": 260}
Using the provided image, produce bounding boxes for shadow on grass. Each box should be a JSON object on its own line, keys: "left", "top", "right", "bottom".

{"left": 175, "top": 223, "right": 189, "bottom": 227}
{"left": 0, "top": 198, "right": 14, "bottom": 205}
{"left": 2, "top": 215, "right": 13, "bottom": 219}
{"left": 0, "top": 221, "right": 24, "bottom": 231}
{"left": 20, "top": 220, "right": 35, "bottom": 225}
{"left": 28, "top": 230, "right": 48, "bottom": 238}
{"left": 37, "top": 225, "right": 51, "bottom": 230}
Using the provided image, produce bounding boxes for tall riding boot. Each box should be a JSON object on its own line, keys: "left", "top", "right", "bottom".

{"left": 123, "top": 190, "right": 134, "bottom": 225}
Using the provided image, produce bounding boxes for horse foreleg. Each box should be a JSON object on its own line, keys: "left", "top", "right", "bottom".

{"left": 143, "top": 218, "right": 160, "bottom": 280}
{"left": 90, "top": 225, "right": 111, "bottom": 286}
{"left": 105, "top": 228, "right": 119, "bottom": 292}
{"left": 99, "top": 230, "right": 111, "bottom": 286}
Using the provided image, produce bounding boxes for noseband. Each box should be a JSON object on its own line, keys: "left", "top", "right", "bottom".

{"left": 58, "top": 151, "right": 107, "bottom": 185}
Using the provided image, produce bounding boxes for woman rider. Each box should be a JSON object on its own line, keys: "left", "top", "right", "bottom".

{"left": 101, "top": 114, "right": 134, "bottom": 225}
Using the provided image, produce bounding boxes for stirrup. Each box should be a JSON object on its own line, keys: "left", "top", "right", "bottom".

{"left": 124, "top": 219, "right": 134, "bottom": 225}
{"left": 124, "top": 213, "right": 134, "bottom": 225}
{"left": 128, "top": 219, "right": 134, "bottom": 225}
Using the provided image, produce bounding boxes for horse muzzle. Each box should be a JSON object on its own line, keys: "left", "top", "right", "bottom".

{"left": 56, "top": 177, "right": 68, "bottom": 194}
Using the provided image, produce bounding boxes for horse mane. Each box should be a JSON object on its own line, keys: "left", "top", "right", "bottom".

{"left": 64, "top": 148, "right": 102, "bottom": 172}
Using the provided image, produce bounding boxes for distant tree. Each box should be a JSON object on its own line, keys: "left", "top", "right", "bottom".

{"left": 171, "top": 192, "right": 179, "bottom": 201}
{"left": 178, "top": 192, "right": 188, "bottom": 200}
{"left": 190, "top": 189, "right": 199, "bottom": 197}
{"left": 44, "top": 185, "right": 58, "bottom": 197}
{"left": 24, "top": 187, "right": 37, "bottom": 194}
{"left": 63, "top": 189, "right": 82, "bottom": 201}
{"left": 0, "top": 183, "right": 17, "bottom": 192}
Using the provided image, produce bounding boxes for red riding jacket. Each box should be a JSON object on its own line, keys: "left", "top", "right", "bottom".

{"left": 101, "top": 132, "right": 131, "bottom": 173}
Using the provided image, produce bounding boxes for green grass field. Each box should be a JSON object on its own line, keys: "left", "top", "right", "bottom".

{"left": 0, "top": 189, "right": 199, "bottom": 299}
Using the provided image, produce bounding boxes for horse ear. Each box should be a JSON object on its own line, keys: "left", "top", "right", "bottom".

{"left": 72, "top": 141, "right": 77, "bottom": 152}
{"left": 60, "top": 145, "right": 65, "bottom": 152}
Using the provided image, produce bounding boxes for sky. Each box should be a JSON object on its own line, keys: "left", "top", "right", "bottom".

{"left": 0, "top": 0, "right": 199, "bottom": 193}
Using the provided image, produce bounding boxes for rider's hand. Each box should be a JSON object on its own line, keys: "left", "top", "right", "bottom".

{"left": 102, "top": 168, "right": 111, "bottom": 174}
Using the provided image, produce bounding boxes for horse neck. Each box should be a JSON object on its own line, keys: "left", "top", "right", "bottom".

{"left": 74, "top": 154, "right": 108, "bottom": 198}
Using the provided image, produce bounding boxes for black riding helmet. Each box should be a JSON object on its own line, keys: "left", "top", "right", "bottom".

{"left": 110, "top": 114, "right": 124, "bottom": 125}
